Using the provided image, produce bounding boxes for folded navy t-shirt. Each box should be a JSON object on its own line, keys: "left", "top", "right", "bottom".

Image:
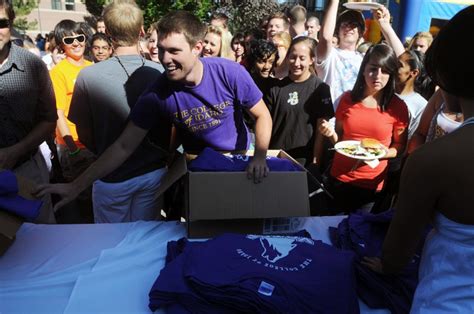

{"left": 150, "top": 233, "right": 359, "bottom": 313}
{"left": 330, "top": 210, "right": 430, "bottom": 314}
{"left": 188, "top": 147, "right": 302, "bottom": 172}
{"left": 0, "top": 170, "right": 42, "bottom": 220}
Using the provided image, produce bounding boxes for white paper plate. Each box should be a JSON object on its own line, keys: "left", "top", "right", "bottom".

{"left": 334, "top": 140, "right": 386, "bottom": 161}
{"left": 343, "top": 2, "right": 383, "bottom": 11}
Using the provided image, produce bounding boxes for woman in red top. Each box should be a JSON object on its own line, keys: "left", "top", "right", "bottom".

{"left": 319, "top": 43, "right": 409, "bottom": 213}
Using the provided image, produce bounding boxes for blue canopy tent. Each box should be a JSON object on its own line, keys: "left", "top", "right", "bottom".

{"left": 388, "top": 0, "right": 474, "bottom": 41}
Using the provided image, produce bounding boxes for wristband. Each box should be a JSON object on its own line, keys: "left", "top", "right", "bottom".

{"left": 62, "top": 135, "right": 78, "bottom": 152}
{"left": 68, "top": 148, "right": 81, "bottom": 156}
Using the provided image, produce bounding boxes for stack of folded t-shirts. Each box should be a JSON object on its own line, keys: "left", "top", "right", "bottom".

{"left": 329, "top": 210, "right": 431, "bottom": 314}
{"left": 0, "top": 170, "right": 42, "bottom": 220}
{"left": 149, "top": 232, "right": 360, "bottom": 313}
{"left": 188, "top": 147, "right": 302, "bottom": 172}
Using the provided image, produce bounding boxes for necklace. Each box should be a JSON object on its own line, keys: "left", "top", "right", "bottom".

{"left": 115, "top": 55, "right": 145, "bottom": 78}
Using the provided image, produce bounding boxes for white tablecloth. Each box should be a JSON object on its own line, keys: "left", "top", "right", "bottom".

{"left": 0, "top": 218, "right": 388, "bottom": 313}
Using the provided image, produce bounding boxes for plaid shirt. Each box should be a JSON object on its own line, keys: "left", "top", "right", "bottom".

{"left": 0, "top": 43, "right": 57, "bottom": 156}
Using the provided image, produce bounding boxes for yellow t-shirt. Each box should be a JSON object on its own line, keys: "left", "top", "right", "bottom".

{"left": 50, "top": 58, "right": 92, "bottom": 145}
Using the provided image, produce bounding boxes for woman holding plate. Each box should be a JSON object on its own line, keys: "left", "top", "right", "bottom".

{"left": 319, "top": 43, "right": 409, "bottom": 213}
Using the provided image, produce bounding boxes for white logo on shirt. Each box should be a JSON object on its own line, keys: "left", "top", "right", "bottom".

{"left": 287, "top": 92, "right": 299, "bottom": 106}
{"left": 246, "top": 235, "right": 313, "bottom": 263}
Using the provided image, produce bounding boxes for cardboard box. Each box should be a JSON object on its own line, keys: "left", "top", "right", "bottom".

{"left": 0, "top": 210, "right": 23, "bottom": 256}
{"left": 157, "top": 150, "right": 310, "bottom": 238}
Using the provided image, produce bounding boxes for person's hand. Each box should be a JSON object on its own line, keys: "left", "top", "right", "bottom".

{"left": 34, "top": 183, "right": 79, "bottom": 212}
{"left": 246, "top": 155, "right": 269, "bottom": 183}
{"left": 373, "top": 6, "right": 391, "bottom": 27}
{"left": 318, "top": 119, "right": 335, "bottom": 138}
{"left": 361, "top": 256, "right": 384, "bottom": 274}
{"left": 0, "top": 147, "right": 19, "bottom": 170}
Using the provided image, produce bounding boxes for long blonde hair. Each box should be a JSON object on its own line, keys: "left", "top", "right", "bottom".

{"left": 205, "top": 25, "right": 234, "bottom": 60}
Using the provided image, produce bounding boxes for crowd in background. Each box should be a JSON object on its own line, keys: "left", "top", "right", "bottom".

{"left": 2, "top": 0, "right": 474, "bottom": 311}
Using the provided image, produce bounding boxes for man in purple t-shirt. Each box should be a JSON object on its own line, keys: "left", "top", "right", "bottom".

{"left": 35, "top": 10, "right": 272, "bottom": 210}
{"left": 130, "top": 57, "right": 262, "bottom": 153}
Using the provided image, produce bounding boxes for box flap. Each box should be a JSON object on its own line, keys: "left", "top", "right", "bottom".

{"left": 155, "top": 153, "right": 188, "bottom": 198}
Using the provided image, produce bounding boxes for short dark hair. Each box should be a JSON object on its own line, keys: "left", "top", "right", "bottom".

{"left": 54, "top": 19, "right": 85, "bottom": 48}
{"left": 425, "top": 5, "right": 474, "bottom": 99}
{"left": 0, "top": 0, "right": 15, "bottom": 23}
{"left": 210, "top": 12, "right": 229, "bottom": 26}
{"left": 231, "top": 32, "right": 245, "bottom": 46}
{"left": 351, "top": 44, "right": 399, "bottom": 111}
{"left": 247, "top": 39, "right": 278, "bottom": 72}
{"left": 91, "top": 32, "right": 112, "bottom": 46}
{"left": 336, "top": 10, "right": 365, "bottom": 39}
{"left": 158, "top": 10, "right": 207, "bottom": 47}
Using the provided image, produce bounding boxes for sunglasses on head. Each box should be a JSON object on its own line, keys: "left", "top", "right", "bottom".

{"left": 62, "top": 34, "right": 86, "bottom": 45}
{"left": 0, "top": 18, "right": 10, "bottom": 29}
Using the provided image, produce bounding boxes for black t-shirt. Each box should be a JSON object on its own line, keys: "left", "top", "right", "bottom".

{"left": 265, "top": 75, "right": 334, "bottom": 159}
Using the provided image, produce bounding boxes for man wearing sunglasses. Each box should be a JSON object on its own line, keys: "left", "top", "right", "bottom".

{"left": 316, "top": 0, "right": 366, "bottom": 105}
{"left": 49, "top": 19, "right": 94, "bottom": 222}
{"left": 0, "top": 0, "right": 57, "bottom": 223}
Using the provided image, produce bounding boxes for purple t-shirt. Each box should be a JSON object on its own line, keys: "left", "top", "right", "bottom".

{"left": 130, "top": 57, "right": 263, "bottom": 152}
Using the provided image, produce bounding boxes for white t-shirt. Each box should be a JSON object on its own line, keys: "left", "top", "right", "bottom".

{"left": 315, "top": 48, "right": 363, "bottom": 106}
{"left": 397, "top": 92, "right": 427, "bottom": 140}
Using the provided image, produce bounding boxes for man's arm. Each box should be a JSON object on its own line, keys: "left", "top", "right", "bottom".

{"left": 362, "top": 150, "right": 437, "bottom": 274}
{"left": 373, "top": 6, "right": 405, "bottom": 57}
{"left": 35, "top": 121, "right": 148, "bottom": 210}
{"left": 381, "top": 151, "right": 437, "bottom": 273}
{"left": 384, "top": 121, "right": 408, "bottom": 159}
{"left": 316, "top": 0, "right": 339, "bottom": 62}
{"left": 408, "top": 89, "right": 443, "bottom": 153}
{"left": 246, "top": 99, "right": 272, "bottom": 183}
{"left": 0, "top": 121, "right": 56, "bottom": 169}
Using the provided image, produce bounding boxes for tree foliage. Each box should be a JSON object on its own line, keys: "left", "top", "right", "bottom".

{"left": 84, "top": 0, "right": 110, "bottom": 17}
{"left": 135, "top": 0, "right": 215, "bottom": 29}
{"left": 215, "top": 0, "right": 282, "bottom": 34}
{"left": 12, "top": 0, "right": 38, "bottom": 31}
{"left": 83, "top": 0, "right": 215, "bottom": 29}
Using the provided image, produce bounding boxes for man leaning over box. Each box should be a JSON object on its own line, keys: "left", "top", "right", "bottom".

{"left": 0, "top": 0, "right": 57, "bottom": 223}
{"left": 35, "top": 10, "right": 272, "bottom": 211}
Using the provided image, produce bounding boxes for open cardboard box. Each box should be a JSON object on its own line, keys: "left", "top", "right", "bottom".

{"left": 156, "top": 150, "right": 310, "bottom": 238}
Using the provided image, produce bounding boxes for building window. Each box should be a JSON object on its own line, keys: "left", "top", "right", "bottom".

{"left": 51, "top": 0, "right": 61, "bottom": 10}
{"left": 65, "top": 0, "right": 75, "bottom": 11}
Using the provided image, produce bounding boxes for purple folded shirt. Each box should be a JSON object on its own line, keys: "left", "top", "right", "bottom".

{"left": 0, "top": 170, "right": 42, "bottom": 220}
{"left": 150, "top": 232, "right": 359, "bottom": 313}
{"left": 330, "top": 210, "right": 430, "bottom": 314}
{"left": 188, "top": 147, "right": 302, "bottom": 172}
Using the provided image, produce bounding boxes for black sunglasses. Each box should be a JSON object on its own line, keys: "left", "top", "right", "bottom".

{"left": 0, "top": 18, "right": 10, "bottom": 29}
{"left": 62, "top": 34, "right": 86, "bottom": 45}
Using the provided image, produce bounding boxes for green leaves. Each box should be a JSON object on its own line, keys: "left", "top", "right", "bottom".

{"left": 12, "top": 0, "right": 38, "bottom": 31}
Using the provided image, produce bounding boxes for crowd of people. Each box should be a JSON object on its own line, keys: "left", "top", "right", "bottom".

{"left": 1, "top": 0, "right": 474, "bottom": 311}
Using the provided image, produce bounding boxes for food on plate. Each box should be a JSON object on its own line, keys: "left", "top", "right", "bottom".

{"left": 360, "top": 138, "right": 384, "bottom": 155}
{"left": 335, "top": 139, "right": 386, "bottom": 159}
